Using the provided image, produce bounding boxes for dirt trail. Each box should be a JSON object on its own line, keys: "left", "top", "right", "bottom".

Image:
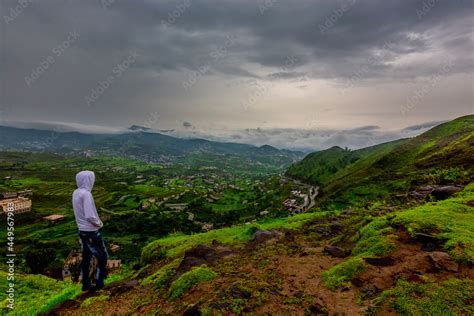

{"left": 258, "top": 246, "right": 366, "bottom": 315}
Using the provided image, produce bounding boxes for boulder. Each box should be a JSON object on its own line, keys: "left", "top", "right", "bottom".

{"left": 183, "top": 305, "right": 201, "bottom": 316}
{"left": 307, "top": 304, "right": 328, "bottom": 315}
{"left": 431, "top": 186, "right": 463, "bottom": 200}
{"left": 105, "top": 279, "right": 139, "bottom": 296}
{"left": 184, "top": 244, "right": 217, "bottom": 260}
{"left": 227, "top": 284, "right": 251, "bottom": 299}
{"left": 251, "top": 230, "right": 279, "bottom": 243}
{"left": 177, "top": 244, "right": 234, "bottom": 275}
{"left": 361, "top": 285, "right": 381, "bottom": 299}
{"left": 177, "top": 257, "right": 208, "bottom": 275}
{"left": 417, "top": 186, "right": 435, "bottom": 195}
{"left": 409, "top": 191, "right": 425, "bottom": 199}
{"left": 414, "top": 233, "right": 440, "bottom": 245}
{"left": 428, "top": 252, "right": 459, "bottom": 272}
{"left": 363, "top": 257, "right": 395, "bottom": 266}
{"left": 293, "top": 290, "right": 305, "bottom": 298}
{"left": 350, "top": 278, "right": 364, "bottom": 287}
{"left": 324, "top": 245, "right": 348, "bottom": 258}
{"left": 246, "top": 230, "right": 282, "bottom": 250}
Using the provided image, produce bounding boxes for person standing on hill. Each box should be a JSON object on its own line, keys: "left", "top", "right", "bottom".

{"left": 72, "top": 170, "right": 108, "bottom": 292}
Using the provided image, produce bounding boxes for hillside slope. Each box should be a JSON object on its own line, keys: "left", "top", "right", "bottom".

{"left": 41, "top": 184, "right": 474, "bottom": 315}
{"left": 288, "top": 115, "right": 474, "bottom": 208}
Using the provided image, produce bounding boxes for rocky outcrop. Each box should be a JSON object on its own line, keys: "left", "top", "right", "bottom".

{"left": 414, "top": 233, "right": 442, "bottom": 251}
{"left": 227, "top": 284, "right": 251, "bottom": 299}
{"left": 105, "top": 279, "right": 139, "bottom": 296}
{"left": 177, "top": 243, "right": 234, "bottom": 275}
{"left": 428, "top": 251, "right": 459, "bottom": 272}
{"left": 363, "top": 257, "right": 395, "bottom": 266}
{"left": 430, "top": 186, "right": 463, "bottom": 200}
{"left": 245, "top": 230, "right": 283, "bottom": 250}
{"left": 409, "top": 185, "right": 463, "bottom": 200}
{"left": 324, "top": 245, "right": 349, "bottom": 258}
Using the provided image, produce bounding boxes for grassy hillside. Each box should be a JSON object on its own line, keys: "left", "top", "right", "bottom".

{"left": 288, "top": 115, "right": 474, "bottom": 208}
{"left": 40, "top": 183, "right": 473, "bottom": 315}
{"left": 287, "top": 140, "right": 405, "bottom": 185}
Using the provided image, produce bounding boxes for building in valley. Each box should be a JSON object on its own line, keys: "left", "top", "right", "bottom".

{"left": 0, "top": 191, "right": 17, "bottom": 199}
{"left": 0, "top": 197, "right": 32, "bottom": 214}
{"left": 43, "top": 214, "right": 66, "bottom": 224}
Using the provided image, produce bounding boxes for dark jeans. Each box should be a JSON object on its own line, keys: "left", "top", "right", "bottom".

{"left": 79, "top": 230, "right": 108, "bottom": 291}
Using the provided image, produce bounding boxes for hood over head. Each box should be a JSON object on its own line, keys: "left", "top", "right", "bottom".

{"left": 76, "top": 170, "right": 95, "bottom": 191}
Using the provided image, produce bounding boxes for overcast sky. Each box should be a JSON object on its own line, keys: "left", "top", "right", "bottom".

{"left": 1, "top": 0, "right": 473, "bottom": 150}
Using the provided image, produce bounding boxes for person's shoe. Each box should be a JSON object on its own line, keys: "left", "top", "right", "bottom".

{"left": 81, "top": 287, "right": 92, "bottom": 295}
{"left": 95, "top": 284, "right": 104, "bottom": 291}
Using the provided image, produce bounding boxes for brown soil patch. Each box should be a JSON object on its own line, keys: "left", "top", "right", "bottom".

{"left": 358, "top": 236, "right": 474, "bottom": 293}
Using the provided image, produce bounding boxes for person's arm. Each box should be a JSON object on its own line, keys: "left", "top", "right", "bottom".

{"left": 83, "top": 192, "right": 103, "bottom": 228}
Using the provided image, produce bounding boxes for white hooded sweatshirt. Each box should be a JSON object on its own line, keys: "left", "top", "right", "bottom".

{"left": 72, "top": 171, "right": 103, "bottom": 232}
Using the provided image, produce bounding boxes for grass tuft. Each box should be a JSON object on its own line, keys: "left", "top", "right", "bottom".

{"left": 377, "top": 278, "right": 474, "bottom": 315}
{"left": 168, "top": 266, "right": 217, "bottom": 299}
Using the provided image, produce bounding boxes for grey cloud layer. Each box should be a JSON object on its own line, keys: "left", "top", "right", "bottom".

{"left": 1, "top": 0, "right": 473, "bottom": 142}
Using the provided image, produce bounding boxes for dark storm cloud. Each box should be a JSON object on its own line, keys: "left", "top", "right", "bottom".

{"left": 183, "top": 121, "right": 194, "bottom": 129}
{"left": 0, "top": 0, "right": 472, "bottom": 138}
{"left": 350, "top": 125, "right": 380, "bottom": 132}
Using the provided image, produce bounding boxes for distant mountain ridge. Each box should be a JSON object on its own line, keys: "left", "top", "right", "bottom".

{"left": 0, "top": 125, "right": 304, "bottom": 167}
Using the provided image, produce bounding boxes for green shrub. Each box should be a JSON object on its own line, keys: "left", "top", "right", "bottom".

{"left": 422, "top": 167, "right": 465, "bottom": 184}
{"left": 168, "top": 266, "right": 217, "bottom": 299}
{"left": 378, "top": 278, "right": 474, "bottom": 315}
{"left": 141, "top": 260, "right": 179, "bottom": 289}
{"left": 352, "top": 217, "right": 398, "bottom": 257}
{"left": 322, "top": 257, "right": 366, "bottom": 290}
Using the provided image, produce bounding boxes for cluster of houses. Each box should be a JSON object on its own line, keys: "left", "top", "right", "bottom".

{"left": 0, "top": 190, "right": 33, "bottom": 215}
{"left": 282, "top": 190, "right": 311, "bottom": 214}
